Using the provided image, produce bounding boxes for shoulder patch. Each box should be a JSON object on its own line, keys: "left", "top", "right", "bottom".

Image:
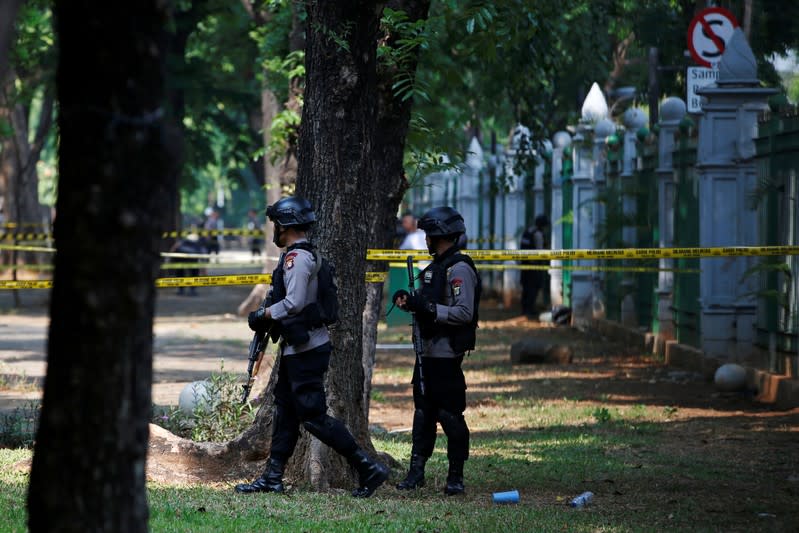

{"left": 451, "top": 277, "right": 463, "bottom": 296}
{"left": 285, "top": 251, "right": 298, "bottom": 270}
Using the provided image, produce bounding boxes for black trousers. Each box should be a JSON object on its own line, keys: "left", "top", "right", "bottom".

{"left": 270, "top": 343, "right": 358, "bottom": 462}
{"left": 521, "top": 263, "right": 546, "bottom": 315}
{"left": 411, "top": 356, "right": 469, "bottom": 461}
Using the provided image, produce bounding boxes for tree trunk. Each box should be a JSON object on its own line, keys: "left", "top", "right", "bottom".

{"left": 291, "top": 0, "right": 384, "bottom": 489}
{"left": 362, "top": 0, "right": 430, "bottom": 416}
{"left": 147, "top": 1, "right": 429, "bottom": 489}
{"left": 27, "top": 3, "right": 173, "bottom": 532}
{"left": 0, "top": 0, "right": 22, "bottom": 83}
{"left": 237, "top": 1, "right": 298, "bottom": 317}
{"left": 0, "top": 72, "right": 53, "bottom": 295}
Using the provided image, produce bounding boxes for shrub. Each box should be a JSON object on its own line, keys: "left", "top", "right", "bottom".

{"left": 0, "top": 401, "right": 40, "bottom": 448}
{"left": 152, "top": 365, "right": 257, "bottom": 442}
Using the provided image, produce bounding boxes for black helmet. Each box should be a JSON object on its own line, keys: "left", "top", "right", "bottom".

{"left": 266, "top": 196, "right": 316, "bottom": 227}
{"left": 418, "top": 206, "right": 466, "bottom": 237}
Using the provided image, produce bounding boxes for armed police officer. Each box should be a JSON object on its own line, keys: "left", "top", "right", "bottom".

{"left": 392, "top": 206, "right": 481, "bottom": 496}
{"left": 235, "top": 195, "right": 389, "bottom": 498}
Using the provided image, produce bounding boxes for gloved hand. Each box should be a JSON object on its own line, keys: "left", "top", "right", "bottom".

{"left": 392, "top": 289, "right": 410, "bottom": 308}
{"left": 405, "top": 291, "right": 437, "bottom": 320}
{"left": 248, "top": 308, "right": 270, "bottom": 332}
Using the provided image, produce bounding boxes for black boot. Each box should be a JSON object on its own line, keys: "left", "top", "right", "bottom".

{"left": 234, "top": 458, "right": 285, "bottom": 494}
{"left": 396, "top": 454, "right": 427, "bottom": 490}
{"left": 444, "top": 459, "right": 465, "bottom": 496}
{"left": 348, "top": 449, "right": 389, "bottom": 498}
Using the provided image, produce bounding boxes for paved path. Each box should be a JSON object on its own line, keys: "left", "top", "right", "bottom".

{"left": 0, "top": 250, "right": 266, "bottom": 411}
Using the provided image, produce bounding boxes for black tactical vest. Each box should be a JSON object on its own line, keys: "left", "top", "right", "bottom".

{"left": 270, "top": 242, "right": 337, "bottom": 346}
{"left": 417, "top": 247, "right": 481, "bottom": 353}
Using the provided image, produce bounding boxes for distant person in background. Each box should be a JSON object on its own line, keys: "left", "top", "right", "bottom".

{"left": 246, "top": 208, "right": 263, "bottom": 259}
{"left": 519, "top": 214, "right": 549, "bottom": 319}
{"left": 203, "top": 208, "right": 224, "bottom": 257}
{"left": 399, "top": 212, "right": 426, "bottom": 251}
{"left": 169, "top": 226, "right": 208, "bottom": 296}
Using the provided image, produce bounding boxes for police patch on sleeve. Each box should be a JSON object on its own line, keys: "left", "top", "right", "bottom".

{"left": 285, "top": 251, "right": 298, "bottom": 270}
{"left": 451, "top": 278, "right": 463, "bottom": 296}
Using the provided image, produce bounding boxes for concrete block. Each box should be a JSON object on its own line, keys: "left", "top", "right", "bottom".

{"left": 775, "top": 378, "right": 799, "bottom": 410}
{"left": 510, "top": 339, "right": 573, "bottom": 365}
{"left": 589, "top": 318, "right": 647, "bottom": 352}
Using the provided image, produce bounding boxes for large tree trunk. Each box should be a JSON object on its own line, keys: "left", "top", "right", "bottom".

{"left": 362, "top": 0, "right": 430, "bottom": 416}
{"left": 291, "top": 0, "right": 384, "bottom": 489}
{"left": 27, "top": 3, "right": 173, "bottom": 531}
{"left": 147, "top": 1, "right": 429, "bottom": 489}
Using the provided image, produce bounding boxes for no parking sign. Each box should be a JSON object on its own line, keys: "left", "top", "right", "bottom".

{"left": 687, "top": 7, "right": 740, "bottom": 68}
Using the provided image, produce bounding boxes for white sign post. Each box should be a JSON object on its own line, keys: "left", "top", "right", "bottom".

{"left": 686, "top": 66, "right": 719, "bottom": 114}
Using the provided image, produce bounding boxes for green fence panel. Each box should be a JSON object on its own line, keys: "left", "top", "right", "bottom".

{"left": 636, "top": 137, "right": 658, "bottom": 330}
{"left": 754, "top": 108, "right": 799, "bottom": 372}
{"left": 672, "top": 123, "right": 700, "bottom": 347}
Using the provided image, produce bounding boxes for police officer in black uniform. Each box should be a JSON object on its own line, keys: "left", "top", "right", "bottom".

{"left": 235, "top": 196, "right": 388, "bottom": 498}
{"left": 519, "top": 214, "right": 549, "bottom": 318}
{"left": 392, "top": 206, "right": 481, "bottom": 495}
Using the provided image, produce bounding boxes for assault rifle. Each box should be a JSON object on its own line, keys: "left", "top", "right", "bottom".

{"left": 407, "top": 255, "right": 425, "bottom": 396}
{"left": 241, "top": 297, "right": 272, "bottom": 404}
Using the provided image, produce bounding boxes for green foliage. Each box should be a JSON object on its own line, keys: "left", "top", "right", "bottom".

{"left": 740, "top": 260, "right": 794, "bottom": 327}
{"left": 9, "top": 0, "right": 55, "bottom": 95}
{"left": 591, "top": 406, "right": 612, "bottom": 424}
{"left": 310, "top": 20, "right": 354, "bottom": 52}
{"left": 267, "top": 107, "right": 302, "bottom": 164}
{"left": 171, "top": 2, "right": 266, "bottom": 221}
{"left": 152, "top": 367, "right": 256, "bottom": 443}
{"left": 261, "top": 49, "right": 305, "bottom": 163}
{"left": 370, "top": 390, "right": 386, "bottom": 403}
{"left": 379, "top": 8, "right": 431, "bottom": 103}
{"left": 0, "top": 401, "right": 39, "bottom": 449}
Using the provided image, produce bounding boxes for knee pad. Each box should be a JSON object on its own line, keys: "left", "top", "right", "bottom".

{"left": 302, "top": 414, "right": 357, "bottom": 457}
{"left": 302, "top": 414, "right": 333, "bottom": 437}
{"left": 295, "top": 389, "right": 327, "bottom": 421}
{"left": 437, "top": 408, "right": 470, "bottom": 459}
{"left": 436, "top": 408, "right": 465, "bottom": 430}
{"left": 411, "top": 408, "right": 437, "bottom": 457}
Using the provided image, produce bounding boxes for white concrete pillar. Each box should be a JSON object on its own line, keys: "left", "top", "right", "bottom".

{"left": 696, "top": 29, "right": 777, "bottom": 360}
{"left": 655, "top": 97, "right": 687, "bottom": 340}
{"left": 571, "top": 83, "right": 609, "bottom": 322}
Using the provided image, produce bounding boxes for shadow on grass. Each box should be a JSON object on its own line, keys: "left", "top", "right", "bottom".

{"left": 3, "top": 408, "right": 797, "bottom": 533}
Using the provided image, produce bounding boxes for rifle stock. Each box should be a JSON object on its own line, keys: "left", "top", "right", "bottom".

{"left": 407, "top": 256, "right": 425, "bottom": 395}
{"left": 241, "top": 330, "right": 268, "bottom": 403}
{"left": 241, "top": 296, "right": 273, "bottom": 404}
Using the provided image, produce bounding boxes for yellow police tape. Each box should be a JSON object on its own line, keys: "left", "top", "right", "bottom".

{"left": 369, "top": 245, "right": 799, "bottom": 262}
{"left": 5, "top": 242, "right": 796, "bottom": 261}
{"left": 0, "top": 272, "right": 389, "bottom": 290}
{"left": 160, "top": 262, "right": 268, "bottom": 270}
{"left": 0, "top": 228, "right": 262, "bottom": 241}
{"left": 386, "top": 262, "right": 698, "bottom": 273}
{"left": 0, "top": 243, "right": 55, "bottom": 253}
{"left": 1, "top": 222, "right": 48, "bottom": 229}
{"left": 0, "top": 274, "right": 273, "bottom": 290}
{"left": 0, "top": 232, "right": 52, "bottom": 242}
{"left": 161, "top": 228, "right": 263, "bottom": 239}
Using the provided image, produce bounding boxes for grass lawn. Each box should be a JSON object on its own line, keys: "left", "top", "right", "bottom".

{"left": 2, "top": 319, "right": 797, "bottom": 532}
